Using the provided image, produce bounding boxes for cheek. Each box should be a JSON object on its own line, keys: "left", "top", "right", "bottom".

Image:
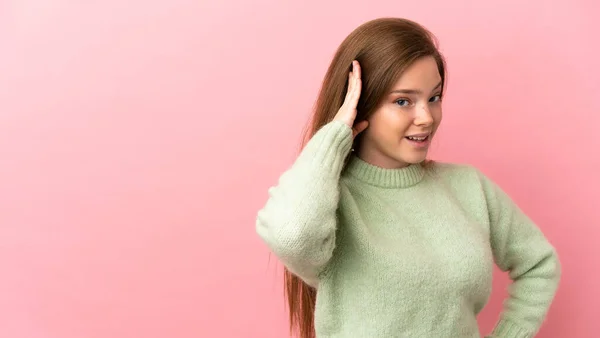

{"left": 370, "top": 118, "right": 413, "bottom": 147}
{"left": 371, "top": 111, "right": 408, "bottom": 137}
{"left": 430, "top": 108, "right": 443, "bottom": 129}
{"left": 380, "top": 109, "right": 413, "bottom": 128}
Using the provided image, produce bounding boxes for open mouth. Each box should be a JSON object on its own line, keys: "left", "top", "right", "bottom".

{"left": 405, "top": 135, "right": 430, "bottom": 143}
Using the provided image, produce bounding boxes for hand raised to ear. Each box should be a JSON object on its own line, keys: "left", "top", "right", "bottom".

{"left": 334, "top": 60, "right": 368, "bottom": 138}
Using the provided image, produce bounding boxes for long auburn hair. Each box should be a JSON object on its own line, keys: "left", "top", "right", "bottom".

{"left": 285, "top": 17, "right": 447, "bottom": 338}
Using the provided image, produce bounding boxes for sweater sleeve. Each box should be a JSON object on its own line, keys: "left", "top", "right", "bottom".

{"left": 477, "top": 171, "right": 561, "bottom": 338}
{"left": 255, "top": 120, "right": 353, "bottom": 287}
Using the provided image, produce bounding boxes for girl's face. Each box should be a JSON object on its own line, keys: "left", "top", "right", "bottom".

{"left": 357, "top": 56, "right": 443, "bottom": 169}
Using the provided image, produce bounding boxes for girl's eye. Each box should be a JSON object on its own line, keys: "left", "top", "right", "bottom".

{"left": 429, "top": 95, "right": 442, "bottom": 103}
{"left": 395, "top": 99, "right": 410, "bottom": 107}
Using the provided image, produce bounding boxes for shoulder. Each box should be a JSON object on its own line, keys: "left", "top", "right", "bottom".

{"left": 425, "top": 160, "right": 484, "bottom": 182}
{"left": 424, "top": 160, "right": 500, "bottom": 195}
{"left": 425, "top": 161, "right": 502, "bottom": 212}
{"left": 426, "top": 161, "right": 504, "bottom": 199}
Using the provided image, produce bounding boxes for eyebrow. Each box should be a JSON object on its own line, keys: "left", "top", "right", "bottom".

{"left": 389, "top": 81, "right": 442, "bottom": 95}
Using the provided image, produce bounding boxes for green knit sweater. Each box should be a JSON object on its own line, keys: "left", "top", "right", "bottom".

{"left": 256, "top": 120, "right": 560, "bottom": 338}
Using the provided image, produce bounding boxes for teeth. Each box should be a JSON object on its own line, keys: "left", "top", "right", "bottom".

{"left": 408, "top": 136, "right": 426, "bottom": 141}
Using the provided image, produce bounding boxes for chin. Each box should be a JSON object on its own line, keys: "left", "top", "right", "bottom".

{"left": 406, "top": 157, "right": 427, "bottom": 164}
{"left": 386, "top": 154, "right": 427, "bottom": 167}
{"left": 399, "top": 149, "right": 429, "bottom": 162}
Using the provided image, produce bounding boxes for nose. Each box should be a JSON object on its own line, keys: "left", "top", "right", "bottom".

{"left": 414, "top": 104, "right": 434, "bottom": 126}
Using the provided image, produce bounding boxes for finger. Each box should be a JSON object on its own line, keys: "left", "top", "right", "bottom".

{"left": 349, "top": 61, "right": 362, "bottom": 104}
{"left": 352, "top": 61, "right": 360, "bottom": 90}
{"left": 344, "top": 71, "right": 353, "bottom": 102}
{"left": 349, "top": 77, "right": 361, "bottom": 107}
{"left": 346, "top": 61, "right": 358, "bottom": 98}
{"left": 354, "top": 60, "right": 361, "bottom": 80}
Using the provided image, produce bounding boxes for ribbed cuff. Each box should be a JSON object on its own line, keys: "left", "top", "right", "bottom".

{"left": 488, "top": 318, "right": 534, "bottom": 338}
{"left": 299, "top": 120, "right": 353, "bottom": 177}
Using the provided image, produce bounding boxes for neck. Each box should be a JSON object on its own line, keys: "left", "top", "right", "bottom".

{"left": 356, "top": 147, "right": 411, "bottom": 169}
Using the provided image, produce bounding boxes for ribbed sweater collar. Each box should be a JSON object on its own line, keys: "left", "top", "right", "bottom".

{"left": 344, "top": 155, "right": 425, "bottom": 188}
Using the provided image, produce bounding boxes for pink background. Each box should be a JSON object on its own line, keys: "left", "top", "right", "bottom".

{"left": 1, "top": 0, "right": 598, "bottom": 337}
